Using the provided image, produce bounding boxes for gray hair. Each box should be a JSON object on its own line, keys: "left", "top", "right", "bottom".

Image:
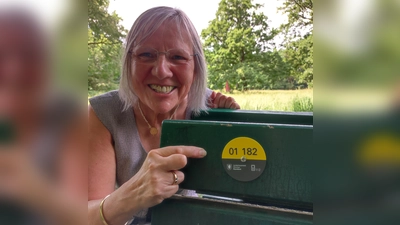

{"left": 118, "top": 6, "right": 208, "bottom": 116}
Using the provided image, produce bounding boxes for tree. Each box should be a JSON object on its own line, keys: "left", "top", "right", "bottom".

{"left": 202, "top": 0, "right": 284, "bottom": 90}
{"left": 282, "top": 33, "right": 313, "bottom": 88}
{"left": 278, "top": 0, "right": 313, "bottom": 88}
{"left": 88, "top": 28, "right": 122, "bottom": 91}
{"left": 88, "top": 0, "right": 126, "bottom": 91}
{"left": 88, "top": 0, "right": 125, "bottom": 45}
{"left": 279, "top": 0, "right": 313, "bottom": 39}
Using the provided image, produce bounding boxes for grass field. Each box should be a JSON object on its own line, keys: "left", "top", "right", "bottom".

{"left": 223, "top": 89, "right": 313, "bottom": 112}
{"left": 89, "top": 89, "right": 313, "bottom": 112}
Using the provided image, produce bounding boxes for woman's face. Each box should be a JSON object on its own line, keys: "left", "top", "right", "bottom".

{"left": 130, "top": 23, "right": 195, "bottom": 114}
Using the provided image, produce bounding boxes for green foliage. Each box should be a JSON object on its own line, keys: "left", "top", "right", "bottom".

{"left": 292, "top": 95, "right": 313, "bottom": 112}
{"left": 88, "top": 28, "right": 122, "bottom": 91}
{"left": 207, "top": 50, "right": 292, "bottom": 90}
{"left": 278, "top": 0, "right": 313, "bottom": 88}
{"left": 202, "top": 0, "right": 287, "bottom": 91}
{"left": 282, "top": 33, "right": 313, "bottom": 88}
{"left": 88, "top": 0, "right": 125, "bottom": 43}
{"left": 278, "top": 0, "right": 313, "bottom": 37}
{"left": 202, "top": 0, "right": 313, "bottom": 90}
{"left": 88, "top": 0, "right": 126, "bottom": 91}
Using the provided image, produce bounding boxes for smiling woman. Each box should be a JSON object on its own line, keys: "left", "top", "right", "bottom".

{"left": 124, "top": 19, "right": 199, "bottom": 117}
{"left": 88, "top": 6, "right": 239, "bottom": 225}
{"left": 118, "top": 7, "right": 208, "bottom": 116}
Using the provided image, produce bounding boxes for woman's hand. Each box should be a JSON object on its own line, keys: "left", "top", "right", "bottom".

{"left": 209, "top": 91, "right": 240, "bottom": 109}
{"left": 102, "top": 146, "right": 207, "bottom": 224}
{"left": 123, "top": 146, "right": 206, "bottom": 209}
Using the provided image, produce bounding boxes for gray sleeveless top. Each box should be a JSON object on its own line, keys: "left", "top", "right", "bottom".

{"left": 89, "top": 90, "right": 193, "bottom": 186}
{"left": 89, "top": 90, "right": 204, "bottom": 224}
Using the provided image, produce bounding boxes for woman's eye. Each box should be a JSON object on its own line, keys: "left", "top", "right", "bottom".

{"left": 138, "top": 52, "right": 155, "bottom": 59}
{"left": 170, "top": 55, "right": 186, "bottom": 61}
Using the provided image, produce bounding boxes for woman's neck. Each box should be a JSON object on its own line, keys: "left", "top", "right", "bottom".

{"left": 136, "top": 100, "right": 188, "bottom": 128}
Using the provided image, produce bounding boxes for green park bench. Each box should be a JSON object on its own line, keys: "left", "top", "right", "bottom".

{"left": 152, "top": 109, "right": 313, "bottom": 225}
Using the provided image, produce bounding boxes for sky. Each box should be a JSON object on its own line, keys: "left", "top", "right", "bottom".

{"left": 108, "top": 0, "right": 288, "bottom": 35}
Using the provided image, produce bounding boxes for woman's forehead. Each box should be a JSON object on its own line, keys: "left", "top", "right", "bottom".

{"left": 136, "top": 22, "right": 193, "bottom": 50}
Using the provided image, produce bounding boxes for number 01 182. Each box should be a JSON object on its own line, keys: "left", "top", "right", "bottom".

{"left": 228, "top": 147, "right": 258, "bottom": 156}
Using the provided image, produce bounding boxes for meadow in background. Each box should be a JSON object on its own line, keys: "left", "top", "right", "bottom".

{"left": 223, "top": 89, "right": 313, "bottom": 112}
{"left": 89, "top": 89, "right": 313, "bottom": 112}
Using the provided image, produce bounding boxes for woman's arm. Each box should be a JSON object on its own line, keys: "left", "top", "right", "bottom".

{"left": 88, "top": 104, "right": 129, "bottom": 225}
{"left": 88, "top": 105, "right": 116, "bottom": 201}
{"left": 88, "top": 105, "right": 208, "bottom": 225}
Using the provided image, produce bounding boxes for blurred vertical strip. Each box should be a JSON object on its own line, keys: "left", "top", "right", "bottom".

{"left": 315, "top": 0, "right": 400, "bottom": 224}
{"left": 55, "top": 0, "right": 88, "bottom": 101}
{"left": 0, "top": 0, "right": 87, "bottom": 224}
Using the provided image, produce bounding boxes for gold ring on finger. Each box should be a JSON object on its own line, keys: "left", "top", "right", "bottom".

{"left": 171, "top": 171, "right": 178, "bottom": 185}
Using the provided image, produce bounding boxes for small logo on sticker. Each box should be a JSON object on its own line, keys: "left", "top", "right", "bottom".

{"left": 227, "top": 164, "right": 232, "bottom": 170}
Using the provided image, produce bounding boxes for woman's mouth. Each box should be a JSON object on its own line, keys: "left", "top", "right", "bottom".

{"left": 149, "top": 84, "right": 176, "bottom": 94}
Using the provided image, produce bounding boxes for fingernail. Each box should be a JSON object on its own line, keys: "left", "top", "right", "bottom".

{"left": 199, "top": 149, "right": 207, "bottom": 157}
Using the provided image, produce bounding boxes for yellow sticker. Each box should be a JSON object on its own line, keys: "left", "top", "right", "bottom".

{"left": 222, "top": 137, "right": 266, "bottom": 160}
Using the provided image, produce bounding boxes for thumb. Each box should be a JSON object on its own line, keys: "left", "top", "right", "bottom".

{"left": 208, "top": 91, "right": 216, "bottom": 108}
{"left": 209, "top": 91, "right": 216, "bottom": 100}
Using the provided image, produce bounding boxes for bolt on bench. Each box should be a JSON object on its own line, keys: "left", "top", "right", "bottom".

{"left": 151, "top": 109, "right": 313, "bottom": 225}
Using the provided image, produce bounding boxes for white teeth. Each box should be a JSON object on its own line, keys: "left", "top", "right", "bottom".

{"left": 149, "top": 84, "right": 175, "bottom": 93}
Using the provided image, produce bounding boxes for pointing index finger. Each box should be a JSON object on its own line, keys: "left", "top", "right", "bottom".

{"left": 154, "top": 146, "right": 207, "bottom": 158}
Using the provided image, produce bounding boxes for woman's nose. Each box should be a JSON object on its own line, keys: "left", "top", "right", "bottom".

{"left": 151, "top": 55, "right": 173, "bottom": 79}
